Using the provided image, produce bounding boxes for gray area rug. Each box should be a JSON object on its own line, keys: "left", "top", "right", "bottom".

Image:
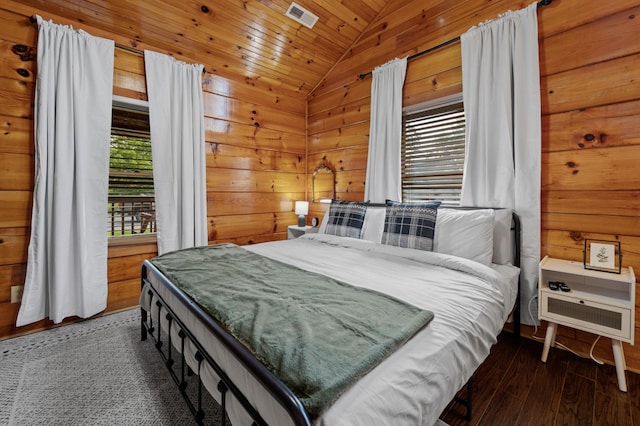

{"left": 0, "top": 308, "right": 452, "bottom": 426}
{"left": 0, "top": 308, "right": 219, "bottom": 425}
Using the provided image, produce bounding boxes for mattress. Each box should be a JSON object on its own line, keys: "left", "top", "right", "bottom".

{"left": 141, "top": 233, "right": 518, "bottom": 425}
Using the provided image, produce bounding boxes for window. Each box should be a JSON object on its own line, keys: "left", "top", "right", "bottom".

{"left": 402, "top": 100, "right": 465, "bottom": 205}
{"left": 108, "top": 97, "right": 155, "bottom": 237}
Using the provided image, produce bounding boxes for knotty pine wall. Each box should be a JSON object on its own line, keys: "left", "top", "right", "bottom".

{"left": 307, "top": 0, "right": 640, "bottom": 372}
{"left": 1, "top": 0, "right": 639, "bottom": 377}
{"left": 0, "top": 3, "right": 306, "bottom": 338}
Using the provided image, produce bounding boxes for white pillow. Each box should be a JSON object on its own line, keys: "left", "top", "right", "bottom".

{"left": 318, "top": 209, "right": 330, "bottom": 233}
{"left": 433, "top": 208, "right": 495, "bottom": 266}
{"left": 360, "top": 206, "right": 386, "bottom": 242}
{"left": 321, "top": 206, "right": 513, "bottom": 264}
{"left": 492, "top": 209, "right": 513, "bottom": 264}
{"left": 318, "top": 205, "right": 386, "bottom": 242}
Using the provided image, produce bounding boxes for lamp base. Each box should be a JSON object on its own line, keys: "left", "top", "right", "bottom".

{"left": 298, "top": 215, "right": 306, "bottom": 227}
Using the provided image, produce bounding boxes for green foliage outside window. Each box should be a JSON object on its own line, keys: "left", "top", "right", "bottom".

{"left": 109, "top": 134, "right": 154, "bottom": 196}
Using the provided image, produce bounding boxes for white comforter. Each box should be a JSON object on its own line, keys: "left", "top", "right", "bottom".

{"left": 142, "top": 234, "right": 518, "bottom": 426}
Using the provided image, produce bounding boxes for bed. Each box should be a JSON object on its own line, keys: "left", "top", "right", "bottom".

{"left": 140, "top": 202, "right": 521, "bottom": 425}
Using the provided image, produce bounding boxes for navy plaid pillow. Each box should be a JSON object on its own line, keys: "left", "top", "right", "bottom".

{"left": 324, "top": 200, "right": 369, "bottom": 239}
{"left": 382, "top": 200, "right": 441, "bottom": 251}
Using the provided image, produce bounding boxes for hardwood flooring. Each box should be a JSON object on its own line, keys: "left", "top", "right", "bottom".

{"left": 439, "top": 333, "right": 640, "bottom": 426}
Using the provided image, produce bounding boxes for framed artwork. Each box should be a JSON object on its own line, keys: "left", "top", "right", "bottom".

{"left": 583, "top": 239, "right": 621, "bottom": 274}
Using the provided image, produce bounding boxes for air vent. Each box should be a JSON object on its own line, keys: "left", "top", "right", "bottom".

{"left": 285, "top": 2, "right": 319, "bottom": 29}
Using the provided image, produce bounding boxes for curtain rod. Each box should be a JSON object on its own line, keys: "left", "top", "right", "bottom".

{"left": 358, "top": 0, "right": 552, "bottom": 80}
{"left": 28, "top": 15, "right": 207, "bottom": 74}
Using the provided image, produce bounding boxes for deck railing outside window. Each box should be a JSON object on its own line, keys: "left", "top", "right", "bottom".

{"left": 108, "top": 196, "right": 156, "bottom": 237}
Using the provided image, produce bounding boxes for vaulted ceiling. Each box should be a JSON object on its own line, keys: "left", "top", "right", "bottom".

{"left": 19, "top": 0, "right": 393, "bottom": 95}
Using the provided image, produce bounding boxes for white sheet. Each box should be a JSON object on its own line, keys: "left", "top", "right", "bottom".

{"left": 142, "top": 234, "right": 518, "bottom": 426}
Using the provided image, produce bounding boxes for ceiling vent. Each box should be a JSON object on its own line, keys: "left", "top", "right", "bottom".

{"left": 285, "top": 2, "right": 319, "bottom": 29}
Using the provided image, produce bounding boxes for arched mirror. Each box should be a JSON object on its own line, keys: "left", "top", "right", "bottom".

{"left": 312, "top": 165, "right": 335, "bottom": 202}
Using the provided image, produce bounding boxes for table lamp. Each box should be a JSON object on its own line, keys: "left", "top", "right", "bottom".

{"left": 295, "top": 201, "right": 309, "bottom": 227}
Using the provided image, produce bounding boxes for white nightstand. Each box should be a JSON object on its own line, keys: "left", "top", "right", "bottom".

{"left": 538, "top": 255, "right": 635, "bottom": 391}
{"left": 287, "top": 225, "right": 319, "bottom": 239}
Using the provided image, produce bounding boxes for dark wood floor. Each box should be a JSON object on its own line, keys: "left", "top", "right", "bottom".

{"left": 439, "top": 333, "right": 640, "bottom": 426}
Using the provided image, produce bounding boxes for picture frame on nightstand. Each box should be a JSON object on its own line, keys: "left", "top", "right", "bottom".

{"left": 583, "top": 239, "right": 621, "bottom": 274}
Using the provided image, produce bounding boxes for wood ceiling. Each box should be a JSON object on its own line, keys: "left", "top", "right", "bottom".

{"left": 18, "top": 0, "right": 393, "bottom": 95}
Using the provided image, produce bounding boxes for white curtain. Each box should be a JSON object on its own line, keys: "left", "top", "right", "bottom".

{"left": 460, "top": 2, "right": 541, "bottom": 325}
{"left": 364, "top": 57, "right": 407, "bottom": 203}
{"left": 144, "top": 51, "right": 208, "bottom": 255}
{"left": 17, "top": 17, "right": 114, "bottom": 326}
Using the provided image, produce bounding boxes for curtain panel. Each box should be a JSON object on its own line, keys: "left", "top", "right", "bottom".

{"left": 364, "top": 57, "right": 407, "bottom": 203}
{"left": 144, "top": 51, "right": 208, "bottom": 255}
{"left": 17, "top": 16, "right": 114, "bottom": 326}
{"left": 460, "top": 2, "right": 541, "bottom": 325}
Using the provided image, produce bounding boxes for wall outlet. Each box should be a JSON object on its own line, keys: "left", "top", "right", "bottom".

{"left": 10, "top": 285, "right": 24, "bottom": 304}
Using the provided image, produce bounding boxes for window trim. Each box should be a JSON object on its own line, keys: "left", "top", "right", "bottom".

{"left": 113, "top": 94, "right": 149, "bottom": 112}
{"left": 108, "top": 232, "right": 156, "bottom": 247}
{"left": 403, "top": 93, "right": 463, "bottom": 115}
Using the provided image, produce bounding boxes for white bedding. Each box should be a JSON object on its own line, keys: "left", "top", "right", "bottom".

{"left": 141, "top": 233, "right": 518, "bottom": 426}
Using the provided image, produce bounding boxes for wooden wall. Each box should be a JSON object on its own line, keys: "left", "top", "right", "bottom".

{"left": 307, "top": 0, "right": 640, "bottom": 372}
{"left": 1, "top": 0, "right": 639, "bottom": 377}
{"left": 0, "top": 2, "right": 306, "bottom": 338}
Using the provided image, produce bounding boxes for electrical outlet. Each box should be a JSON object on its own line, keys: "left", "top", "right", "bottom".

{"left": 10, "top": 285, "right": 24, "bottom": 304}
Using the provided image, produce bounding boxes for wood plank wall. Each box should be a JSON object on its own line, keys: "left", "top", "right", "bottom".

{"left": 0, "top": 2, "right": 306, "bottom": 338}
{"left": 307, "top": 0, "right": 640, "bottom": 372}
{"left": 1, "top": 0, "right": 639, "bottom": 378}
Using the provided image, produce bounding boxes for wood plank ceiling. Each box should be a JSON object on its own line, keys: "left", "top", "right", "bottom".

{"left": 18, "top": 0, "right": 392, "bottom": 95}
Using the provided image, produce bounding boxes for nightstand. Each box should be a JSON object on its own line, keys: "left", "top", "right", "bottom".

{"left": 287, "top": 225, "right": 319, "bottom": 239}
{"left": 538, "top": 255, "right": 635, "bottom": 391}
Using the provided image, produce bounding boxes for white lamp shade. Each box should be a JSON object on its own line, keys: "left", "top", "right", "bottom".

{"left": 294, "top": 201, "right": 309, "bottom": 215}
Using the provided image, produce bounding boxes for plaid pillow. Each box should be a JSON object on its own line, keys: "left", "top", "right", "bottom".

{"left": 324, "top": 200, "right": 369, "bottom": 239}
{"left": 382, "top": 200, "right": 441, "bottom": 251}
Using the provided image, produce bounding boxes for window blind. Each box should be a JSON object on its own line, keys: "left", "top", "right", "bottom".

{"left": 402, "top": 102, "right": 465, "bottom": 205}
{"left": 109, "top": 107, "right": 153, "bottom": 196}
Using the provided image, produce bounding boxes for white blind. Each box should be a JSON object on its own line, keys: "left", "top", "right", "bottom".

{"left": 402, "top": 102, "right": 465, "bottom": 205}
{"left": 109, "top": 107, "right": 153, "bottom": 196}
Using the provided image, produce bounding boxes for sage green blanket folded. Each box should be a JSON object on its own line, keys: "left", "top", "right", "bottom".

{"left": 151, "top": 243, "right": 434, "bottom": 418}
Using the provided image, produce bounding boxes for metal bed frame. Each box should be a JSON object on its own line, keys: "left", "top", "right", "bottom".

{"left": 140, "top": 209, "right": 522, "bottom": 425}
{"left": 141, "top": 261, "right": 312, "bottom": 425}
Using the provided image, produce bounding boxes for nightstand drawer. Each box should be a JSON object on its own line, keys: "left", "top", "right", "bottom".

{"left": 540, "top": 290, "right": 633, "bottom": 342}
